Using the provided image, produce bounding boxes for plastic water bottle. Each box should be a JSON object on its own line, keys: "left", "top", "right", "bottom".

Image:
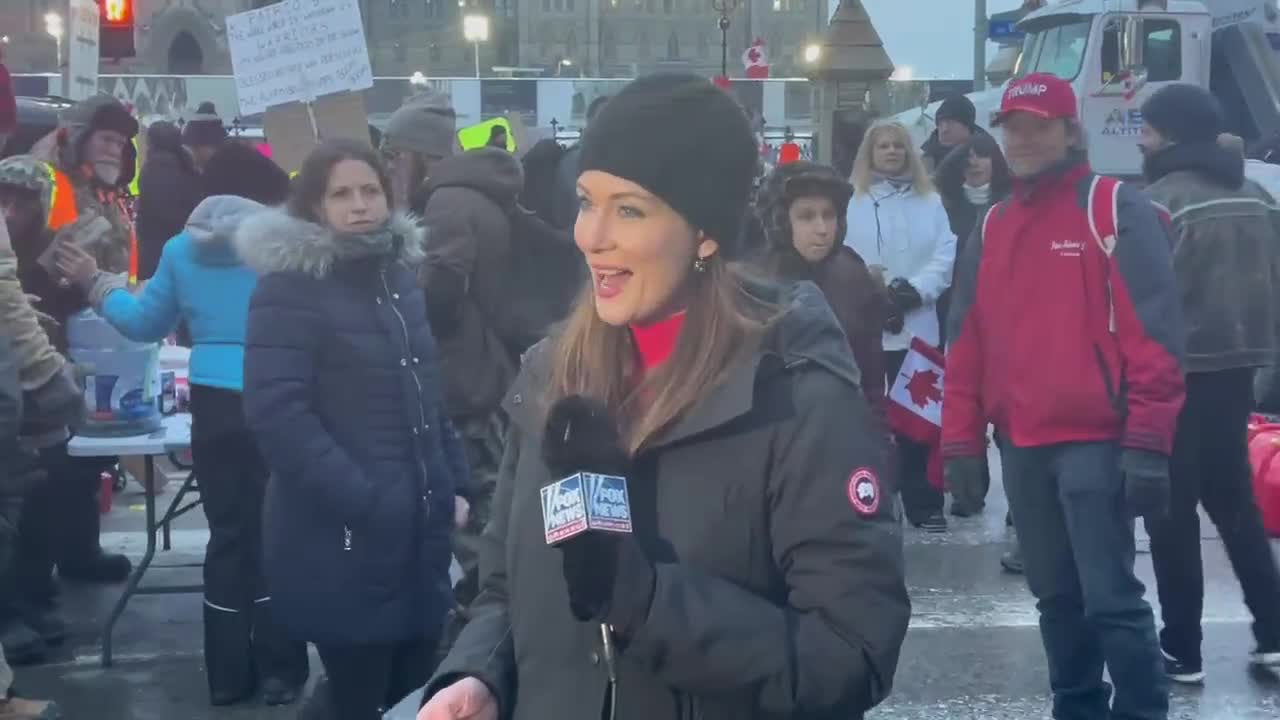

{"left": 67, "top": 309, "right": 162, "bottom": 437}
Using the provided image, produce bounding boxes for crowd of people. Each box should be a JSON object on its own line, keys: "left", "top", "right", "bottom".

{"left": 1, "top": 48, "right": 1280, "bottom": 720}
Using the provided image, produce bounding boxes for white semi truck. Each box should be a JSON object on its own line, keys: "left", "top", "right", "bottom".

{"left": 894, "top": 0, "right": 1280, "bottom": 179}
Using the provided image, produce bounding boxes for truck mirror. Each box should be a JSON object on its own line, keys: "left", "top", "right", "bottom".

{"left": 1095, "top": 64, "right": 1149, "bottom": 99}
{"left": 1124, "top": 18, "right": 1145, "bottom": 69}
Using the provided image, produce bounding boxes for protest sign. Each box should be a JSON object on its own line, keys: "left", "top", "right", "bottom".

{"left": 263, "top": 92, "right": 371, "bottom": 174}
{"left": 226, "top": 0, "right": 374, "bottom": 117}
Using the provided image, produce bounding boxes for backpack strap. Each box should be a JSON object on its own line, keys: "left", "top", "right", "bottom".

{"left": 1086, "top": 175, "right": 1122, "bottom": 333}
{"left": 1087, "top": 175, "right": 1121, "bottom": 257}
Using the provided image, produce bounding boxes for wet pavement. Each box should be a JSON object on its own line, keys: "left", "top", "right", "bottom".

{"left": 12, "top": 447, "right": 1280, "bottom": 718}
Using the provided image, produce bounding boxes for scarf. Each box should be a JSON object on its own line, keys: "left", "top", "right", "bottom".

{"left": 871, "top": 171, "right": 915, "bottom": 191}
{"left": 963, "top": 183, "right": 991, "bottom": 206}
{"left": 331, "top": 225, "right": 398, "bottom": 262}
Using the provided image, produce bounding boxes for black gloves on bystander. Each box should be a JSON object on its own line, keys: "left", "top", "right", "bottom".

{"left": 888, "top": 278, "right": 924, "bottom": 314}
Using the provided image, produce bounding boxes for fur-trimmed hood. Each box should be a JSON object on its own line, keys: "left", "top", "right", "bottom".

{"left": 233, "top": 209, "right": 425, "bottom": 278}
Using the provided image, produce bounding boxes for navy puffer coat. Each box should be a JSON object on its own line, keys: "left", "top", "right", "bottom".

{"left": 238, "top": 209, "right": 466, "bottom": 645}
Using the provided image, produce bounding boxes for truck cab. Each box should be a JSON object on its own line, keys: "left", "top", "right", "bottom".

{"left": 897, "top": 0, "right": 1280, "bottom": 179}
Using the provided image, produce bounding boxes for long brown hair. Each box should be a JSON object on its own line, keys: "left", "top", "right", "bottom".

{"left": 547, "top": 258, "right": 775, "bottom": 454}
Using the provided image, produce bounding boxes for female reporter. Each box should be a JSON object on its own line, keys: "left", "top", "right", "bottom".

{"left": 420, "top": 73, "right": 909, "bottom": 720}
{"left": 239, "top": 139, "right": 468, "bottom": 719}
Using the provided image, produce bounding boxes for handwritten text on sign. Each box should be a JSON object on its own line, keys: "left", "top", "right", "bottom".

{"left": 226, "top": 0, "right": 374, "bottom": 116}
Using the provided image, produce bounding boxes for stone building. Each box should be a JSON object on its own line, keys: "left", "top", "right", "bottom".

{"left": 519, "top": 0, "right": 827, "bottom": 78}
{"left": 0, "top": 0, "right": 825, "bottom": 78}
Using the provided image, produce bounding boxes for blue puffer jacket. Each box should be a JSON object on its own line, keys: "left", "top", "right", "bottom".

{"left": 89, "top": 195, "right": 262, "bottom": 392}
{"left": 238, "top": 209, "right": 466, "bottom": 645}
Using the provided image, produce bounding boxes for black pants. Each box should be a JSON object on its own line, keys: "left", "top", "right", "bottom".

{"left": 1003, "top": 441, "right": 1167, "bottom": 720}
{"left": 191, "top": 386, "right": 308, "bottom": 699}
{"left": 8, "top": 444, "right": 113, "bottom": 617}
{"left": 1147, "top": 368, "right": 1280, "bottom": 663}
{"left": 885, "top": 350, "right": 944, "bottom": 523}
{"left": 316, "top": 635, "right": 437, "bottom": 720}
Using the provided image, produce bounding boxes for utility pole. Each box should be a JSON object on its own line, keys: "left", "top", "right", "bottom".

{"left": 974, "top": 0, "right": 987, "bottom": 91}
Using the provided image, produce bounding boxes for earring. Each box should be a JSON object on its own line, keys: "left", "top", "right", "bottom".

{"left": 693, "top": 257, "right": 709, "bottom": 273}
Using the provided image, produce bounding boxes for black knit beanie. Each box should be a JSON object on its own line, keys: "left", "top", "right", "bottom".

{"left": 203, "top": 142, "right": 291, "bottom": 206}
{"left": 183, "top": 101, "right": 228, "bottom": 147}
{"left": 936, "top": 94, "right": 977, "bottom": 129}
{"left": 579, "top": 73, "right": 757, "bottom": 257}
{"left": 1141, "top": 84, "right": 1223, "bottom": 145}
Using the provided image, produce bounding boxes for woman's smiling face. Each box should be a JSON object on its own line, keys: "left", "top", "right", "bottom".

{"left": 575, "top": 170, "right": 718, "bottom": 327}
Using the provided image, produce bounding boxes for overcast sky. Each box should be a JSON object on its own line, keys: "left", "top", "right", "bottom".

{"left": 861, "top": 0, "right": 1028, "bottom": 79}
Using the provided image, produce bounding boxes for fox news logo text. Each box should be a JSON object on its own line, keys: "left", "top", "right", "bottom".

{"left": 541, "top": 473, "right": 633, "bottom": 545}
{"left": 542, "top": 475, "right": 590, "bottom": 544}
{"left": 585, "top": 473, "right": 632, "bottom": 532}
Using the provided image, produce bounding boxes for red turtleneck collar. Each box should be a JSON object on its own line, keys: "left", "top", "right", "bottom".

{"left": 630, "top": 312, "right": 686, "bottom": 371}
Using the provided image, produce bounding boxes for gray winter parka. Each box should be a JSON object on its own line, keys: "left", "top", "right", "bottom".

{"left": 425, "top": 281, "right": 910, "bottom": 720}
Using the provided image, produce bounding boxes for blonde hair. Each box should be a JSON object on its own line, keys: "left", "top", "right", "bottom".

{"left": 547, "top": 260, "right": 775, "bottom": 455}
{"left": 851, "top": 122, "right": 935, "bottom": 196}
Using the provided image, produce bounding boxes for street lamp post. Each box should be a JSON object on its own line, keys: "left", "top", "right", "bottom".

{"left": 711, "top": 0, "right": 740, "bottom": 79}
{"left": 463, "top": 14, "right": 490, "bottom": 79}
{"left": 45, "top": 12, "right": 64, "bottom": 71}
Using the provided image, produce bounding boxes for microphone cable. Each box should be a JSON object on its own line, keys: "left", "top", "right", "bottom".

{"left": 602, "top": 624, "right": 619, "bottom": 720}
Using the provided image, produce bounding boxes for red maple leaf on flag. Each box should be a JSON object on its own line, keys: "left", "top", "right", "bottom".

{"left": 904, "top": 369, "right": 942, "bottom": 409}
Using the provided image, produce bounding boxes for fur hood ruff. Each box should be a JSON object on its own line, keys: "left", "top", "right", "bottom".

{"left": 233, "top": 209, "right": 425, "bottom": 278}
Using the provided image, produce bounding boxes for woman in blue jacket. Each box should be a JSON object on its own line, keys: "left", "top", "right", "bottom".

{"left": 237, "top": 138, "right": 467, "bottom": 720}
{"left": 54, "top": 194, "right": 309, "bottom": 707}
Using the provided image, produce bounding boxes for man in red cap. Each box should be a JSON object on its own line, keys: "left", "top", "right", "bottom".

{"left": 943, "top": 72, "right": 1184, "bottom": 719}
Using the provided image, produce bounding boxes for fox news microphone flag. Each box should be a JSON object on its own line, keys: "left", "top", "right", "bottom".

{"left": 541, "top": 472, "right": 634, "bottom": 546}
{"left": 888, "top": 337, "right": 946, "bottom": 491}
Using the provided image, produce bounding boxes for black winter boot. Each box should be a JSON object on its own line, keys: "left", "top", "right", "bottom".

{"left": 202, "top": 602, "right": 256, "bottom": 706}
{"left": 19, "top": 606, "right": 67, "bottom": 646}
{"left": 251, "top": 599, "right": 308, "bottom": 706}
{"left": 0, "top": 621, "right": 47, "bottom": 666}
{"left": 51, "top": 455, "right": 131, "bottom": 585}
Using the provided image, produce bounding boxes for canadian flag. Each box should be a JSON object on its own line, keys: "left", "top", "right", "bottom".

{"left": 742, "top": 38, "right": 770, "bottom": 79}
{"left": 888, "top": 337, "right": 945, "bottom": 490}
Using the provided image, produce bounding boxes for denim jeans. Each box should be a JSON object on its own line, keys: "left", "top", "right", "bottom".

{"left": 1002, "top": 441, "right": 1169, "bottom": 720}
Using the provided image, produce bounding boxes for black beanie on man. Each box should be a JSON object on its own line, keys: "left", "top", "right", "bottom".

{"left": 936, "top": 94, "right": 977, "bottom": 129}
{"left": 183, "top": 101, "right": 228, "bottom": 147}
{"left": 1141, "top": 83, "right": 1223, "bottom": 145}
{"left": 578, "top": 73, "right": 757, "bottom": 257}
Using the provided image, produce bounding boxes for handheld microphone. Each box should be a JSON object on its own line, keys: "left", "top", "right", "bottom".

{"left": 540, "top": 395, "right": 633, "bottom": 696}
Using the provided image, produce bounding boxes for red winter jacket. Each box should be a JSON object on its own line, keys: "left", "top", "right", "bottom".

{"left": 942, "top": 161, "right": 1185, "bottom": 458}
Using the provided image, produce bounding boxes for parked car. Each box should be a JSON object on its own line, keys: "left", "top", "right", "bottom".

{"left": 1, "top": 95, "right": 73, "bottom": 158}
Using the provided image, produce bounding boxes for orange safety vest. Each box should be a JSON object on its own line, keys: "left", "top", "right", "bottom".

{"left": 44, "top": 164, "right": 140, "bottom": 285}
{"left": 45, "top": 164, "right": 79, "bottom": 232}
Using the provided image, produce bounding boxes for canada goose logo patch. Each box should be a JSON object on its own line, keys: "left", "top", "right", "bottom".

{"left": 847, "top": 468, "right": 881, "bottom": 517}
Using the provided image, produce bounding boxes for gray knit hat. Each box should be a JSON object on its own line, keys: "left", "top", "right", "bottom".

{"left": 383, "top": 89, "right": 458, "bottom": 159}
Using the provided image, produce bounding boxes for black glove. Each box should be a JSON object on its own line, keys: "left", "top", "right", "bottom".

{"left": 944, "top": 456, "right": 986, "bottom": 513}
{"left": 884, "top": 306, "right": 906, "bottom": 334}
{"left": 542, "top": 396, "right": 655, "bottom": 634}
{"left": 888, "top": 278, "right": 924, "bottom": 314}
{"left": 1120, "top": 448, "right": 1170, "bottom": 519}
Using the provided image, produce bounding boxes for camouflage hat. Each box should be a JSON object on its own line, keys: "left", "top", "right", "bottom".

{"left": 56, "top": 94, "right": 138, "bottom": 180}
{"left": 0, "top": 155, "right": 56, "bottom": 226}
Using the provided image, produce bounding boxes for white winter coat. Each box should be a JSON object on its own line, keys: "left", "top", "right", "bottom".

{"left": 845, "top": 182, "right": 956, "bottom": 352}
